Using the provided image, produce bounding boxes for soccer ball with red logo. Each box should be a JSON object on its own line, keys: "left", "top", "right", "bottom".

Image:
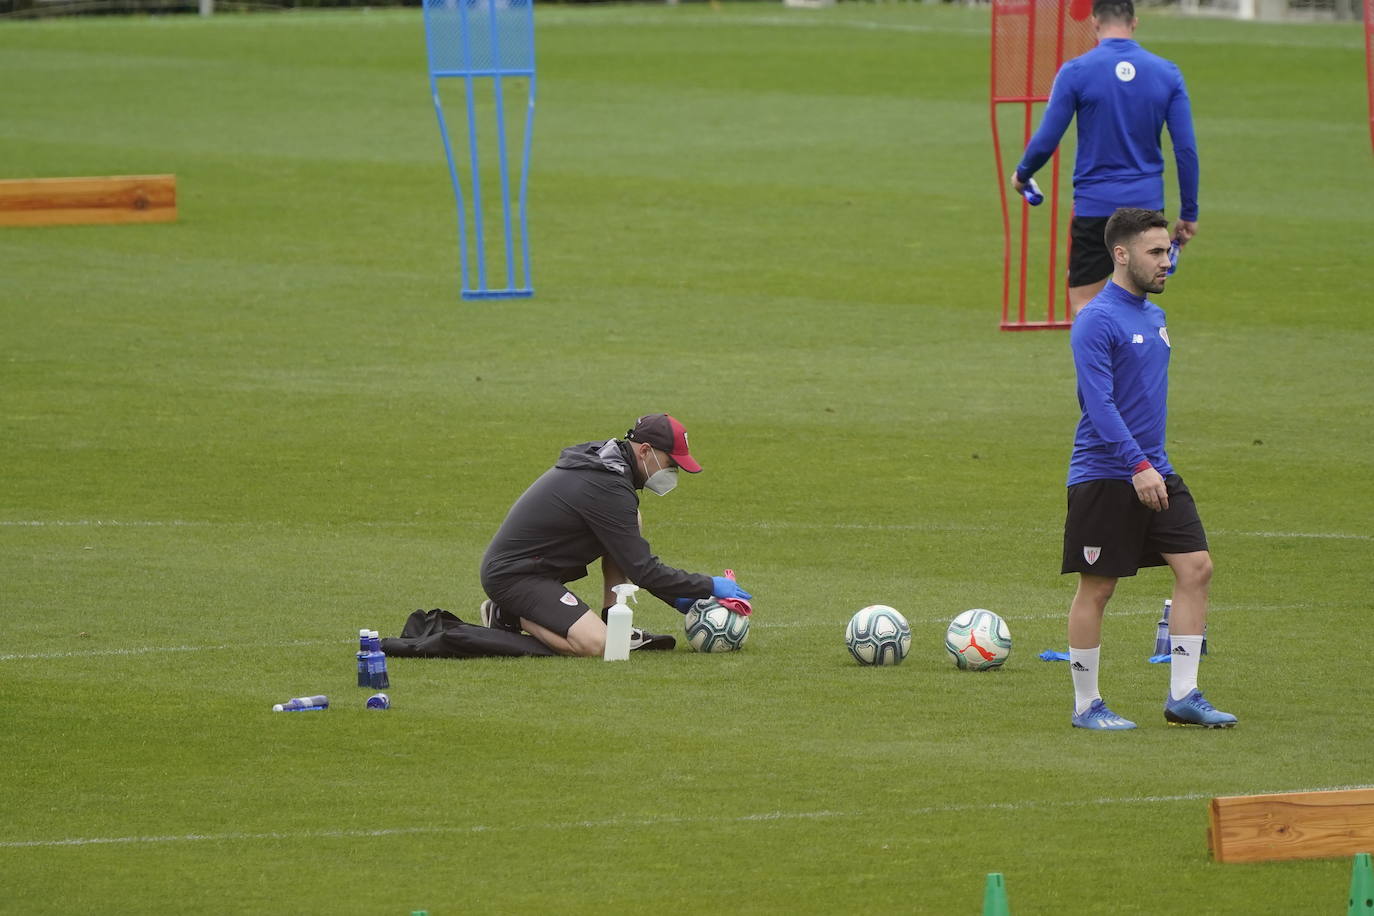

{"left": 944, "top": 609, "right": 1012, "bottom": 671}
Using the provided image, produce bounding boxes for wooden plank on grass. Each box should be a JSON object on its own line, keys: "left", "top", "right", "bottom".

{"left": 0, "top": 175, "right": 177, "bottom": 227}
{"left": 1209, "top": 788, "right": 1374, "bottom": 863}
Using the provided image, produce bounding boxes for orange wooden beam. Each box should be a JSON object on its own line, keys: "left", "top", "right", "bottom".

{"left": 1210, "top": 788, "right": 1374, "bottom": 864}
{"left": 0, "top": 174, "right": 176, "bottom": 227}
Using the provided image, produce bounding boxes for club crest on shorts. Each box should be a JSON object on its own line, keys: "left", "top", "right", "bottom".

{"left": 1083, "top": 546, "right": 1102, "bottom": 565}
{"left": 1159, "top": 326, "right": 1171, "bottom": 347}
{"left": 559, "top": 592, "right": 578, "bottom": 606}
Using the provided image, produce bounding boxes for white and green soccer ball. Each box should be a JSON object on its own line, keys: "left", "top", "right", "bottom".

{"left": 844, "top": 605, "right": 911, "bottom": 666}
{"left": 684, "top": 599, "right": 750, "bottom": 653}
{"left": 944, "top": 608, "right": 1012, "bottom": 670}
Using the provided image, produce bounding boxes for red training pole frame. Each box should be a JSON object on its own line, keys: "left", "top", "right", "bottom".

{"left": 990, "top": 0, "right": 1095, "bottom": 330}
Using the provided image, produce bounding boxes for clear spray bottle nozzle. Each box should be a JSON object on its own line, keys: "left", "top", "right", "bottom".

{"left": 611, "top": 583, "right": 640, "bottom": 605}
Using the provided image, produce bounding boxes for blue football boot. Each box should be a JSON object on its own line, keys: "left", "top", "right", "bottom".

{"left": 1164, "top": 689, "right": 1238, "bottom": 728}
{"left": 1071, "top": 699, "right": 1137, "bottom": 730}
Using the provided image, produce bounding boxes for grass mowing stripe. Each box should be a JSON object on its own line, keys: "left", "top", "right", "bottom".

{"left": 7, "top": 782, "right": 1371, "bottom": 850}
{"left": 536, "top": 10, "right": 1365, "bottom": 51}
{"left": 544, "top": 13, "right": 987, "bottom": 37}
{"left": 0, "top": 602, "right": 1307, "bottom": 658}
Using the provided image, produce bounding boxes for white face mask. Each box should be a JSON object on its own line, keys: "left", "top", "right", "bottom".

{"left": 643, "top": 449, "right": 678, "bottom": 496}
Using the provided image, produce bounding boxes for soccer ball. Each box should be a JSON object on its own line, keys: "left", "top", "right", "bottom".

{"left": 944, "top": 608, "right": 1012, "bottom": 670}
{"left": 844, "top": 605, "right": 911, "bottom": 666}
{"left": 684, "top": 599, "right": 750, "bottom": 652}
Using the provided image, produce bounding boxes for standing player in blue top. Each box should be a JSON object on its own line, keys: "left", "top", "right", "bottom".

{"left": 1061, "top": 208, "right": 1235, "bottom": 731}
{"left": 1011, "top": 0, "right": 1199, "bottom": 317}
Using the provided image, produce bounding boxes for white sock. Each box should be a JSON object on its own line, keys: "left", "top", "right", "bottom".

{"left": 1070, "top": 646, "right": 1101, "bottom": 714}
{"left": 1170, "top": 635, "right": 1203, "bottom": 700}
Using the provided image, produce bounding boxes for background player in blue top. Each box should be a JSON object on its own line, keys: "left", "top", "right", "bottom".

{"left": 1010, "top": 0, "right": 1199, "bottom": 316}
{"left": 1060, "top": 208, "right": 1235, "bottom": 731}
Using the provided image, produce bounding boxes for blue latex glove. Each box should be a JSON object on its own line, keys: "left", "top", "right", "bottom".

{"left": 711, "top": 576, "right": 752, "bottom": 600}
{"left": 674, "top": 597, "right": 696, "bottom": 614}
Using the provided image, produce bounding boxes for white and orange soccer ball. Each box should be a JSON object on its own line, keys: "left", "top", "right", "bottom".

{"left": 944, "top": 609, "right": 1012, "bottom": 671}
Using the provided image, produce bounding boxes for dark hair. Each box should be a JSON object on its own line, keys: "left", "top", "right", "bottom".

{"left": 1104, "top": 207, "right": 1168, "bottom": 251}
{"left": 1092, "top": 0, "right": 1135, "bottom": 23}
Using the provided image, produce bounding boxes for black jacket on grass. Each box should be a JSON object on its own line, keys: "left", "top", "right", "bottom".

{"left": 479, "top": 439, "right": 714, "bottom": 608}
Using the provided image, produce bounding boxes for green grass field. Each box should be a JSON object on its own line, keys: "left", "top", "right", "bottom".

{"left": 3, "top": 4, "right": 1373, "bottom": 912}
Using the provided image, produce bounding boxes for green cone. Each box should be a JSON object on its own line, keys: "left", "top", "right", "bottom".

{"left": 1350, "top": 853, "right": 1374, "bottom": 916}
{"left": 983, "top": 872, "right": 1010, "bottom": 916}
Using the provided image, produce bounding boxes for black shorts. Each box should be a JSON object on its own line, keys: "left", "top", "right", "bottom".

{"left": 1061, "top": 475, "right": 1209, "bottom": 578}
{"left": 1068, "top": 216, "right": 1113, "bottom": 288}
{"left": 483, "top": 576, "right": 591, "bottom": 638}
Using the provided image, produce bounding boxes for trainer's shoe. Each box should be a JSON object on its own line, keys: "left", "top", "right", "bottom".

{"left": 1164, "top": 689, "right": 1238, "bottom": 728}
{"left": 1071, "top": 699, "right": 1137, "bottom": 730}
{"left": 628, "top": 628, "right": 676, "bottom": 652}
{"left": 479, "top": 599, "right": 519, "bottom": 633}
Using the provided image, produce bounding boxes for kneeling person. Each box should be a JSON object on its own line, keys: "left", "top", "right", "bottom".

{"left": 478, "top": 413, "right": 752, "bottom": 657}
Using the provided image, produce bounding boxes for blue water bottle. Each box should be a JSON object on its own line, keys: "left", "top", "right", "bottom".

{"left": 274, "top": 695, "right": 328, "bottom": 712}
{"left": 357, "top": 628, "right": 370, "bottom": 688}
{"left": 1020, "top": 177, "right": 1044, "bottom": 206}
{"left": 1153, "top": 599, "right": 1172, "bottom": 656}
{"left": 1167, "top": 238, "right": 1181, "bottom": 276}
{"left": 368, "top": 630, "right": 390, "bottom": 690}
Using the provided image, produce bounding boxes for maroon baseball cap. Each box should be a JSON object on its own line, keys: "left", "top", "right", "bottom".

{"left": 626, "top": 413, "right": 702, "bottom": 473}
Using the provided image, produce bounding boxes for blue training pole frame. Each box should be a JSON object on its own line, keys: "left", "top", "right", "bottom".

{"left": 422, "top": 0, "right": 535, "bottom": 300}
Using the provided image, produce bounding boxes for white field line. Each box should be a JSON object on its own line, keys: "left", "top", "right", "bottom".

{"left": 754, "top": 603, "right": 1311, "bottom": 629}
{"left": 3, "top": 519, "right": 1368, "bottom": 541}
{"left": 0, "top": 520, "right": 211, "bottom": 527}
{"left": 4, "top": 783, "right": 1371, "bottom": 850}
{"left": 1227, "top": 529, "right": 1372, "bottom": 540}
{"left": 729, "top": 520, "right": 1373, "bottom": 541}
{"left": 0, "top": 639, "right": 345, "bottom": 663}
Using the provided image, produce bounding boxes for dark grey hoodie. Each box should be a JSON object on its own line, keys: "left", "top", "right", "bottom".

{"left": 479, "top": 439, "right": 714, "bottom": 608}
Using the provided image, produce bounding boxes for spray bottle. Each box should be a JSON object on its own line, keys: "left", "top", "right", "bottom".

{"left": 605, "top": 583, "right": 639, "bottom": 661}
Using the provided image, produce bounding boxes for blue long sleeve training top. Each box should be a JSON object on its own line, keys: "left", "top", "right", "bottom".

{"left": 1016, "top": 37, "right": 1199, "bottom": 221}
{"left": 1068, "top": 281, "right": 1175, "bottom": 486}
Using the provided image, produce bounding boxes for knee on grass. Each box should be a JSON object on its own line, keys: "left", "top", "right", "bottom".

{"left": 563, "top": 614, "right": 607, "bottom": 658}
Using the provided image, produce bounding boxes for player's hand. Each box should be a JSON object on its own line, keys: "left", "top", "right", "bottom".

{"left": 1172, "top": 220, "right": 1198, "bottom": 246}
{"left": 1132, "top": 466, "right": 1169, "bottom": 512}
{"left": 711, "top": 576, "right": 752, "bottom": 601}
{"left": 1009, "top": 171, "right": 1026, "bottom": 194}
